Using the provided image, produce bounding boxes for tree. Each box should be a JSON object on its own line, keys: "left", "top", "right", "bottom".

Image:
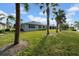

{"left": 14, "top": 3, "right": 20, "bottom": 45}
{"left": 6, "top": 15, "right": 15, "bottom": 29}
{"left": 39, "top": 3, "right": 58, "bottom": 35}
{"left": 53, "top": 8, "right": 66, "bottom": 33}
{"left": 23, "top": 4, "right": 29, "bottom": 12}
{"left": 58, "top": 9, "right": 66, "bottom": 31}
{"left": 14, "top": 3, "right": 29, "bottom": 45}
{"left": 39, "top": 3, "right": 50, "bottom": 35}
{"left": 60, "top": 23, "right": 69, "bottom": 30}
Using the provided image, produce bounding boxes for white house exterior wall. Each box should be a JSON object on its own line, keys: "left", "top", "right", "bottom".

{"left": 21, "top": 22, "right": 52, "bottom": 31}
{"left": 0, "top": 24, "right": 6, "bottom": 30}
{"left": 21, "top": 24, "right": 29, "bottom": 31}
{"left": 74, "top": 26, "right": 79, "bottom": 32}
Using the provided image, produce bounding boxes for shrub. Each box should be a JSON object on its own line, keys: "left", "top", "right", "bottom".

{"left": 60, "top": 24, "right": 69, "bottom": 30}
{"left": 0, "top": 30, "right": 5, "bottom": 33}
{"left": 5, "top": 29, "right": 10, "bottom": 32}
{"left": 70, "top": 27, "right": 76, "bottom": 31}
{"left": 38, "top": 28, "right": 46, "bottom": 31}
{"left": 20, "top": 29, "right": 24, "bottom": 31}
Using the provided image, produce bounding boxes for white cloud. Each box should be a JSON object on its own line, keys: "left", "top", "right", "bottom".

{"left": 66, "top": 18, "right": 74, "bottom": 27}
{"left": 66, "top": 12, "right": 75, "bottom": 26}
{"left": 11, "top": 13, "right": 16, "bottom": 17}
{"left": 28, "top": 15, "right": 34, "bottom": 20}
{"left": 65, "top": 4, "right": 79, "bottom": 26}
{"left": 68, "top": 7, "right": 79, "bottom": 12}
{"left": 67, "top": 4, "right": 79, "bottom": 12}
{"left": 39, "top": 12, "right": 46, "bottom": 16}
{"left": 28, "top": 15, "right": 56, "bottom": 25}
{"left": 20, "top": 6, "right": 27, "bottom": 14}
{"left": 66, "top": 12, "right": 75, "bottom": 18}
{"left": 0, "top": 10, "right": 8, "bottom": 16}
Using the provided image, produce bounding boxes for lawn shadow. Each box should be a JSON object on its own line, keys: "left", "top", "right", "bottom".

{"left": 0, "top": 44, "right": 16, "bottom": 56}
{"left": 31, "top": 35, "right": 48, "bottom": 55}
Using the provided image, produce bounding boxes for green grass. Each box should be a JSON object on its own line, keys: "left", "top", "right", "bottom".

{"left": 0, "top": 32, "right": 14, "bottom": 47}
{"left": 0, "top": 30, "right": 79, "bottom": 56}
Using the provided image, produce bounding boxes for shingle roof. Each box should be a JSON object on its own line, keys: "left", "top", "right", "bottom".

{"left": 22, "top": 21, "right": 46, "bottom": 26}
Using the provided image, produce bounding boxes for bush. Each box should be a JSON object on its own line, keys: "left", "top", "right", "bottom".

{"left": 38, "top": 28, "right": 46, "bottom": 31}
{"left": 0, "top": 30, "right": 5, "bottom": 33}
{"left": 20, "top": 29, "right": 24, "bottom": 31}
{"left": 60, "top": 24, "right": 69, "bottom": 30}
{"left": 70, "top": 27, "right": 76, "bottom": 31}
{"left": 5, "top": 29, "right": 10, "bottom": 32}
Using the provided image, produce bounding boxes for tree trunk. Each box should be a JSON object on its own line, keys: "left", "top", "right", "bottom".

{"left": 56, "top": 22, "right": 58, "bottom": 33}
{"left": 6, "top": 18, "right": 9, "bottom": 29}
{"left": 14, "top": 3, "right": 20, "bottom": 45}
{"left": 59, "top": 23, "right": 61, "bottom": 32}
{"left": 46, "top": 3, "right": 50, "bottom": 35}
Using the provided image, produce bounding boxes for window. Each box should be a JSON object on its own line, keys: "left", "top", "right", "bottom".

{"left": 43, "top": 26, "right": 45, "bottom": 28}
{"left": 29, "top": 24, "right": 35, "bottom": 28}
{"left": 39, "top": 25, "right": 41, "bottom": 28}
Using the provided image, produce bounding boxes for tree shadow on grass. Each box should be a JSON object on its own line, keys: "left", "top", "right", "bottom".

{"left": 31, "top": 35, "right": 48, "bottom": 55}
{"left": 0, "top": 44, "right": 16, "bottom": 56}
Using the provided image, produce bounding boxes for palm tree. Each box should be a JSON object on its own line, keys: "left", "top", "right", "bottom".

{"left": 46, "top": 3, "right": 50, "bottom": 35}
{"left": 14, "top": 3, "right": 29, "bottom": 45}
{"left": 14, "top": 3, "right": 20, "bottom": 45}
{"left": 6, "top": 15, "right": 15, "bottom": 29}
{"left": 39, "top": 3, "right": 50, "bottom": 35}
{"left": 23, "top": 4, "right": 29, "bottom": 12}
{"left": 58, "top": 10, "right": 66, "bottom": 31}
{"left": 39, "top": 3, "right": 58, "bottom": 35}
{"left": 53, "top": 9, "right": 66, "bottom": 33}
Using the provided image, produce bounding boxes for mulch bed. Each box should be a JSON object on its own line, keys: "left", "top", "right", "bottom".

{"left": 0, "top": 40, "right": 28, "bottom": 56}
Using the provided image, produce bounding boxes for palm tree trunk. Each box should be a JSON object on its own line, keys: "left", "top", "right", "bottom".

{"left": 14, "top": 3, "right": 20, "bottom": 45}
{"left": 59, "top": 23, "right": 61, "bottom": 32}
{"left": 56, "top": 22, "right": 58, "bottom": 33}
{"left": 6, "top": 18, "right": 9, "bottom": 29}
{"left": 46, "top": 3, "right": 50, "bottom": 35}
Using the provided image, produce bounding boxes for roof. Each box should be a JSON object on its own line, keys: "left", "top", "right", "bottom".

{"left": 22, "top": 21, "right": 46, "bottom": 26}
{"left": 0, "top": 22, "right": 6, "bottom": 25}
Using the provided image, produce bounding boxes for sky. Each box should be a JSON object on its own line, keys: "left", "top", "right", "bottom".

{"left": 0, "top": 3, "right": 79, "bottom": 26}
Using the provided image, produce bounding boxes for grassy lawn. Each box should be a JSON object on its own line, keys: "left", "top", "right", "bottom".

{"left": 0, "top": 30, "right": 79, "bottom": 56}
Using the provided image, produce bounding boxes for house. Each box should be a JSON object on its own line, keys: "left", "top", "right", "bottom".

{"left": 74, "top": 26, "right": 79, "bottom": 31}
{"left": 0, "top": 22, "right": 12, "bottom": 30}
{"left": 21, "top": 21, "right": 53, "bottom": 31}
{"left": 0, "top": 22, "right": 6, "bottom": 30}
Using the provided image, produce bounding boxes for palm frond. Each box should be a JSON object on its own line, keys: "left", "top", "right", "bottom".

{"left": 8, "top": 15, "right": 15, "bottom": 20}
{"left": 24, "top": 3, "right": 29, "bottom": 12}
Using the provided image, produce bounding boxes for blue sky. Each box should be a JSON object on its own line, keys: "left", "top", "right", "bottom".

{"left": 0, "top": 3, "right": 79, "bottom": 26}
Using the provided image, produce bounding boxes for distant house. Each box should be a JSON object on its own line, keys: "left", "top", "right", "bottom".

{"left": 74, "top": 26, "right": 79, "bottom": 31}
{"left": 21, "top": 21, "right": 53, "bottom": 31}
{"left": 0, "top": 22, "right": 6, "bottom": 30}
{"left": 0, "top": 22, "right": 12, "bottom": 30}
